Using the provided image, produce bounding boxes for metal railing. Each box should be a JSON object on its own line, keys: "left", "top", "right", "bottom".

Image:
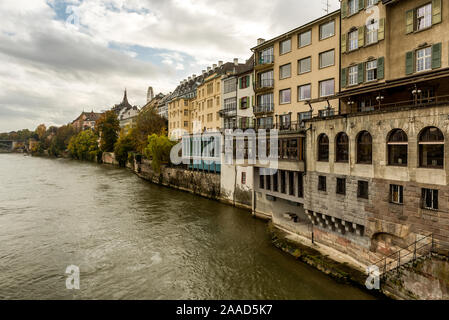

{"left": 346, "top": 94, "right": 449, "bottom": 114}
{"left": 256, "top": 55, "right": 274, "bottom": 66}
{"left": 373, "top": 234, "right": 435, "bottom": 279}
{"left": 219, "top": 108, "right": 237, "bottom": 118}
{"left": 255, "top": 79, "right": 274, "bottom": 90}
{"left": 274, "top": 121, "right": 305, "bottom": 132}
{"left": 253, "top": 103, "right": 274, "bottom": 114}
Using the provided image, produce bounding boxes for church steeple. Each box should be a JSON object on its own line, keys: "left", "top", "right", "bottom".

{"left": 123, "top": 89, "right": 128, "bottom": 104}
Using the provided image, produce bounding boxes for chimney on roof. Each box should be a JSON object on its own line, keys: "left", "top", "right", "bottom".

{"left": 213, "top": 64, "right": 217, "bottom": 69}
{"left": 188, "top": 76, "right": 192, "bottom": 81}
{"left": 207, "top": 66, "right": 211, "bottom": 72}
{"left": 218, "top": 61, "right": 223, "bottom": 67}
{"left": 257, "top": 38, "right": 265, "bottom": 45}
{"left": 193, "top": 74, "right": 196, "bottom": 78}
{"left": 202, "top": 70, "right": 206, "bottom": 75}
{"left": 234, "top": 58, "right": 239, "bottom": 66}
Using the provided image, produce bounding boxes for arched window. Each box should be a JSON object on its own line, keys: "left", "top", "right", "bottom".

{"left": 357, "top": 131, "right": 372, "bottom": 164}
{"left": 387, "top": 129, "right": 408, "bottom": 166}
{"left": 318, "top": 134, "right": 329, "bottom": 162}
{"left": 419, "top": 127, "right": 444, "bottom": 168}
{"left": 335, "top": 132, "right": 349, "bottom": 163}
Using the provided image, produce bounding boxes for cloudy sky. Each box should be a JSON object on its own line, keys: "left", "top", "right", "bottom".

{"left": 0, "top": 0, "right": 339, "bottom": 132}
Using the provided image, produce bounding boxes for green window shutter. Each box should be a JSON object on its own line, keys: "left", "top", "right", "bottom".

{"left": 341, "top": 68, "right": 347, "bottom": 88}
{"left": 377, "top": 57, "right": 385, "bottom": 80}
{"left": 251, "top": 95, "right": 254, "bottom": 107}
{"left": 406, "top": 51, "right": 414, "bottom": 75}
{"left": 432, "top": 0, "right": 442, "bottom": 25}
{"left": 358, "top": 63, "right": 365, "bottom": 84}
{"left": 342, "top": 0, "right": 348, "bottom": 18}
{"left": 406, "top": 10, "right": 414, "bottom": 34}
{"left": 341, "top": 34, "right": 347, "bottom": 53}
{"left": 432, "top": 43, "right": 442, "bottom": 69}
{"left": 378, "top": 18, "right": 385, "bottom": 41}
{"left": 359, "top": 0, "right": 365, "bottom": 11}
{"left": 246, "top": 76, "right": 250, "bottom": 87}
{"left": 358, "top": 26, "right": 365, "bottom": 47}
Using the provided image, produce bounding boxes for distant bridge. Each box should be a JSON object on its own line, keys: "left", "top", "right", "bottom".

{"left": 0, "top": 140, "right": 16, "bottom": 152}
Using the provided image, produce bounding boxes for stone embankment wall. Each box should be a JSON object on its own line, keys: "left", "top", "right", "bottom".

{"left": 134, "top": 159, "right": 221, "bottom": 200}
{"left": 102, "top": 152, "right": 119, "bottom": 166}
{"left": 382, "top": 254, "right": 449, "bottom": 300}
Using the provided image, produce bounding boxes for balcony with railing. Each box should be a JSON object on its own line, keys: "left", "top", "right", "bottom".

{"left": 255, "top": 79, "right": 274, "bottom": 92}
{"left": 274, "top": 121, "right": 306, "bottom": 132}
{"left": 219, "top": 107, "right": 237, "bottom": 118}
{"left": 255, "top": 55, "right": 274, "bottom": 70}
{"left": 253, "top": 103, "right": 274, "bottom": 115}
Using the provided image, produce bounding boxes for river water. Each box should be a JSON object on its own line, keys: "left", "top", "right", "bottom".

{"left": 0, "top": 154, "right": 375, "bottom": 300}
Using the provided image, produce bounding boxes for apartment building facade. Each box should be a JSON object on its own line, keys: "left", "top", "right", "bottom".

{"left": 298, "top": 0, "right": 449, "bottom": 265}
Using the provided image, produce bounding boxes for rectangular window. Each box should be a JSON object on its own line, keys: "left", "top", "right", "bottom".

{"left": 358, "top": 181, "right": 369, "bottom": 199}
{"left": 260, "top": 47, "right": 274, "bottom": 64}
{"left": 207, "top": 83, "right": 213, "bottom": 95}
{"left": 240, "top": 97, "right": 249, "bottom": 109}
{"left": 416, "top": 3, "right": 432, "bottom": 31}
{"left": 207, "top": 99, "right": 213, "bottom": 109}
{"left": 289, "top": 172, "right": 295, "bottom": 196}
{"left": 298, "top": 84, "right": 311, "bottom": 101}
{"left": 281, "top": 171, "right": 286, "bottom": 194}
{"left": 280, "top": 39, "right": 292, "bottom": 55}
{"left": 280, "top": 63, "right": 291, "bottom": 79}
{"left": 320, "top": 20, "right": 335, "bottom": 40}
{"left": 298, "top": 173, "right": 304, "bottom": 198}
{"left": 224, "top": 79, "right": 236, "bottom": 93}
{"left": 266, "top": 174, "right": 271, "bottom": 191}
{"left": 298, "top": 57, "right": 311, "bottom": 74}
{"left": 298, "top": 30, "right": 312, "bottom": 47}
{"left": 240, "top": 75, "right": 250, "bottom": 89}
{"left": 348, "top": 0, "right": 359, "bottom": 15}
{"left": 319, "top": 79, "right": 334, "bottom": 97}
{"left": 318, "top": 176, "right": 327, "bottom": 192}
{"left": 319, "top": 50, "right": 335, "bottom": 68}
{"left": 348, "top": 30, "right": 358, "bottom": 51}
{"left": 259, "top": 173, "right": 265, "bottom": 189}
{"left": 390, "top": 185, "right": 404, "bottom": 204}
{"left": 241, "top": 172, "right": 246, "bottom": 185}
{"left": 336, "top": 178, "right": 346, "bottom": 195}
{"left": 366, "top": 20, "right": 378, "bottom": 45}
{"left": 422, "top": 188, "right": 438, "bottom": 210}
{"left": 280, "top": 89, "right": 291, "bottom": 104}
{"left": 224, "top": 97, "right": 237, "bottom": 110}
{"left": 184, "top": 121, "right": 188, "bottom": 127}
{"left": 366, "top": 60, "right": 378, "bottom": 82}
{"left": 273, "top": 172, "right": 279, "bottom": 192}
{"left": 366, "top": 0, "right": 376, "bottom": 7}
{"left": 348, "top": 65, "right": 358, "bottom": 86}
{"left": 416, "top": 47, "right": 432, "bottom": 72}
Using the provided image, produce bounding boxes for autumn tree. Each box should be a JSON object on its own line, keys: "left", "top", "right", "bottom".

{"left": 134, "top": 109, "right": 167, "bottom": 153}
{"left": 35, "top": 124, "right": 47, "bottom": 141}
{"left": 96, "top": 111, "right": 120, "bottom": 152}
{"left": 49, "top": 124, "right": 76, "bottom": 157}
{"left": 68, "top": 130, "right": 100, "bottom": 161}
{"left": 114, "top": 128, "right": 137, "bottom": 167}
{"left": 143, "top": 134, "right": 176, "bottom": 173}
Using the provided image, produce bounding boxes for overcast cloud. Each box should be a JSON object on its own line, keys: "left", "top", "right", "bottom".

{"left": 0, "top": 0, "right": 339, "bottom": 132}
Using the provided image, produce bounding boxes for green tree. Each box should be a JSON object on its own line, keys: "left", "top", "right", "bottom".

{"left": 96, "top": 111, "right": 120, "bottom": 152}
{"left": 114, "top": 128, "right": 137, "bottom": 167}
{"left": 68, "top": 130, "right": 100, "bottom": 161}
{"left": 143, "top": 134, "right": 176, "bottom": 173}
{"left": 49, "top": 124, "right": 76, "bottom": 157}
{"left": 134, "top": 109, "right": 167, "bottom": 153}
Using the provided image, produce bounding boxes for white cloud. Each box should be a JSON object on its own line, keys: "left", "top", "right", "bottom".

{"left": 0, "top": 0, "right": 340, "bottom": 132}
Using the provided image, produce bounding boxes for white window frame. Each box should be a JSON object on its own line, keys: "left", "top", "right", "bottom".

{"left": 366, "top": 0, "right": 376, "bottom": 8}
{"left": 366, "top": 60, "right": 378, "bottom": 82}
{"left": 390, "top": 185, "right": 404, "bottom": 204}
{"left": 348, "top": 0, "right": 359, "bottom": 16}
{"left": 348, "top": 30, "right": 358, "bottom": 51}
{"left": 416, "top": 47, "right": 432, "bottom": 72}
{"left": 348, "top": 66, "right": 358, "bottom": 86}
{"left": 416, "top": 3, "right": 432, "bottom": 31}
{"left": 366, "top": 20, "right": 378, "bottom": 45}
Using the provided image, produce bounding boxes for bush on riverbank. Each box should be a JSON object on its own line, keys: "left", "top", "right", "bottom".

{"left": 114, "top": 128, "right": 137, "bottom": 167}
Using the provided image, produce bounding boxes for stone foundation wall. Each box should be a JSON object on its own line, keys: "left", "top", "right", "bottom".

{"left": 102, "top": 152, "right": 118, "bottom": 166}
{"left": 382, "top": 254, "right": 449, "bottom": 300}
{"left": 135, "top": 159, "right": 221, "bottom": 200}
